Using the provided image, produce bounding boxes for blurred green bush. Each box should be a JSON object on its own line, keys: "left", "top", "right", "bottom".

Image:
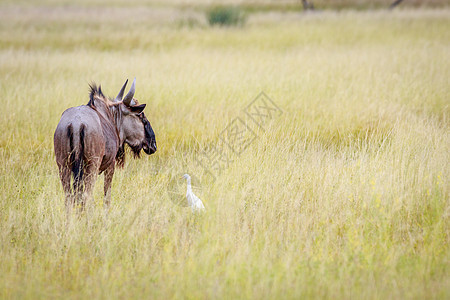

{"left": 207, "top": 6, "right": 246, "bottom": 27}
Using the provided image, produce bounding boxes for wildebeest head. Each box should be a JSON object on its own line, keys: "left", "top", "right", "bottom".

{"left": 114, "top": 78, "right": 157, "bottom": 157}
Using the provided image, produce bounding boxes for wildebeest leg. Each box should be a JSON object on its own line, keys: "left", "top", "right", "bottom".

{"left": 80, "top": 162, "right": 99, "bottom": 213}
{"left": 58, "top": 165, "right": 74, "bottom": 216}
{"left": 103, "top": 166, "right": 115, "bottom": 210}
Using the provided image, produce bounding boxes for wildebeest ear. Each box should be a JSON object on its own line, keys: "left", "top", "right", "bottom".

{"left": 130, "top": 104, "right": 146, "bottom": 114}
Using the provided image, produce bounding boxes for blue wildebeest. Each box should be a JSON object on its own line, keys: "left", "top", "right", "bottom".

{"left": 54, "top": 79, "right": 156, "bottom": 212}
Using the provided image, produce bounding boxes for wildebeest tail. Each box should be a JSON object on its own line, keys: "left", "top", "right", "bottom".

{"left": 67, "top": 124, "right": 85, "bottom": 193}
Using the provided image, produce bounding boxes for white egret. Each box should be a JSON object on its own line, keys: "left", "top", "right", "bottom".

{"left": 182, "top": 174, "right": 205, "bottom": 213}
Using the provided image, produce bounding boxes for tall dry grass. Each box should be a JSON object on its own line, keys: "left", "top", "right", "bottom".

{"left": 0, "top": 4, "right": 448, "bottom": 299}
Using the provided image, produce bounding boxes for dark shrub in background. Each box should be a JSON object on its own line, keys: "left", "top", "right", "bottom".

{"left": 207, "top": 6, "right": 246, "bottom": 27}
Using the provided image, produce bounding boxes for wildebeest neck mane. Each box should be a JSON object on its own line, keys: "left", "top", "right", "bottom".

{"left": 86, "top": 83, "right": 143, "bottom": 168}
{"left": 88, "top": 83, "right": 110, "bottom": 107}
{"left": 87, "top": 83, "right": 119, "bottom": 126}
{"left": 87, "top": 83, "right": 125, "bottom": 166}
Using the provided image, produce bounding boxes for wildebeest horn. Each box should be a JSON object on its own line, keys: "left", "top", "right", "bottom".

{"left": 122, "top": 78, "right": 136, "bottom": 106}
{"left": 114, "top": 79, "right": 128, "bottom": 102}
